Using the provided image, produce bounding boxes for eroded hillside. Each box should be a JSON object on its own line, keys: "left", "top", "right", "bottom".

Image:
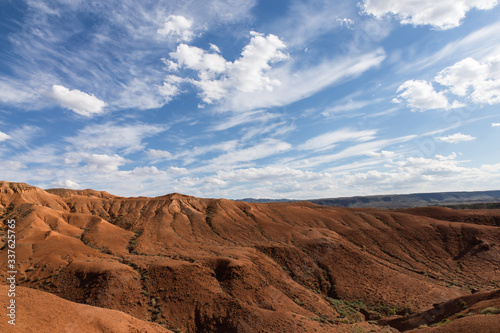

{"left": 0, "top": 181, "right": 499, "bottom": 332}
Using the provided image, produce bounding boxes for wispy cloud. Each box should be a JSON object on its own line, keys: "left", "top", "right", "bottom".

{"left": 65, "top": 122, "right": 167, "bottom": 154}
{"left": 298, "top": 128, "right": 378, "bottom": 152}
{"left": 205, "top": 139, "right": 292, "bottom": 169}
{"left": 322, "top": 98, "right": 384, "bottom": 116}
{"left": 223, "top": 48, "right": 386, "bottom": 112}
{"left": 1, "top": 0, "right": 257, "bottom": 112}
{"left": 211, "top": 110, "right": 279, "bottom": 131}
{"left": 404, "top": 21, "right": 500, "bottom": 73}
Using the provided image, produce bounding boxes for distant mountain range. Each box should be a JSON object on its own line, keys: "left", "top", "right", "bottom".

{"left": 240, "top": 190, "right": 500, "bottom": 209}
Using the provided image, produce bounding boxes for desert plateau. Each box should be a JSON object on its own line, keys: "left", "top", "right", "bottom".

{"left": 1, "top": 181, "right": 499, "bottom": 332}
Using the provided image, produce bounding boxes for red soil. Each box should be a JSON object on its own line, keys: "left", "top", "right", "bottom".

{"left": 0, "top": 181, "right": 499, "bottom": 332}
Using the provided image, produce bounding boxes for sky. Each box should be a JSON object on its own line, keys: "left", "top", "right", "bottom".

{"left": 0, "top": 0, "right": 500, "bottom": 199}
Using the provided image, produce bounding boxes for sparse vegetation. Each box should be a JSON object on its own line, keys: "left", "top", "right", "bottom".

{"left": 127, "top": 231, "right": 143, "bottom": 253}
{"left": 350, "top": 324, "right": 366, "bottom": 333}
{"left": 480, "top": 307, "right": 500, "bottom": 315}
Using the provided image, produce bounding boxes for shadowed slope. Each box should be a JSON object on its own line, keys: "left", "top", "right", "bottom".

{"left": 0, "top": 285, "right": 171, "bottom": 333}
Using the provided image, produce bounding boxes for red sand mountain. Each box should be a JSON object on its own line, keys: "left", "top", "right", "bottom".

{"left": 0, "top": 181, "right": 499, "bottom": 332}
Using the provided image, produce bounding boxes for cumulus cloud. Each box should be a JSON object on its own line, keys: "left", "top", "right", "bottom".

{"left": 362, "top": 0, "right": 499, "bottom": 30}
{"left": 170, "top": 44, "right": 227, "bottom": 73}
{"left": 493, "top": 122, "right": 500, "bottom": 127}
{"left": 157, "top": 15, "right": 194, "bottom": 42}
{"left": 298, "top": 128, "right": 378, "bottom": 151}
{"left": 84, "top": 153, "right": 128, "bottom": 172}
{"left": 168, "top": 31, "right": 288, "bottom": 104}
{"left": 128, "top": 166, "right": 164, "bottom": 176}
{"left": 51, "top": 179, "right": 80, "bottom": 189}
{"left": 394, "top": 80, "right": 464, "bottom": 111}
{"left": 435, "top": 56, "right": 500, "bottom": 105}
{"left": 397, "top": 55, "right": 500, "bottom": 111}
{"left": 230, "top": 32, "right": 288, "bottom": 93}
{"left": 157, "top": 75, "right": 184, "bottom": 101}
{"left": 437, "top": 132, "right": 476, "bottom": 143}
{"left": 167, "top": 166, "right": 189, "bottom": 175}
{"left": 50, "top": 85, "right": 107, "bottom": 116}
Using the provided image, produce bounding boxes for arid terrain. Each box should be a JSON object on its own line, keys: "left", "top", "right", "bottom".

{"left": 1, "top": 181, "right": 499, "bottom": 332}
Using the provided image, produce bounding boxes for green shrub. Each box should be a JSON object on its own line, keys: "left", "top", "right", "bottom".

{"left": 480, "top": 307, "right": 500, "bottom": 315}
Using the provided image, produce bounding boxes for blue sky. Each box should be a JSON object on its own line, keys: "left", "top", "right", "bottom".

{"left": 1, "top": 0, "right": 500, "bottom": 199}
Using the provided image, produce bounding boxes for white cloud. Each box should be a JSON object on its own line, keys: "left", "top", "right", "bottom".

{"left": 157, "top": 15, "right": 194, "bottom": 42}
{"left": 408, "top": 21, "right": 500, "bottom": 73}
{"left": 167, "top": 166, "right": 189, "bottom": 175}
{"left": 209, "top": 43, "right": 221, "bottom": 53}
{"left": 216, "top": 166, "right": 330, "bottom": 185}
{"left": 0, "top": 161, "right": 26, "bottom": 170}
{"left": 0, "top": 80, "right": 38, "bottom": 106}
{"left": 128, "top": 166, "right": 164, "bottom": 176}
{"left": 167, "top": 32, "right": 288, "bottom": 105}
{"left": 492, "top": 122, "right": 500, "bottom": 127}
{"left": 343, "top": 153, "right": 470, "bottom": 191}
{"left": 322, "top": 98, "right": 383, "bottom": 116}
{"left": 50, "top": 85, "right": 107, "bottom": 116}
{"left": 394, "top": 80, "right": 464, "bottom": 111}
{"left": 229, "top": 32, "right": 288, "bottom": 93}
{"left": 84, "top": 153, "right": 128, "bottom": 172}
{"left": 0, "top": 0, "right": 258, "bottom": 113}
{"left": 272, "top": 181, "right": 301, "bottom": 193}
{"left": 337, "top": 18, "right": 354, "bottom": 28}
{"left": 437, "top": 132, "right": 476, "bottom": 143}
{"left": 115, "top": 77, "right": 183, "bottom": 110}
{"left": 0, "top": 131, "right": 11, "bottom": 142}
{"left": 362, "top": 0, "right": 499, "bottom": 30}
{"left": 212, "top": 110, "right": 279, "bottom": 131}
{"left": 291, "top": 134, "right": 417, "bottom": 169}
{"left": 366, "top": 150, "right": 396, "bottom": 158}
{"left": 224, "top": 48, "right": 386, "bottom": 112}
{"left": 51, "top": 179, "right": 80, "bottom": 189}
{"left": 435, "top": 56, "right": 500, "bottom": 105}
{"left": 217, "top": 166, "right": 307, "bottom": 182}
{"left": 298, "top": 128, "right": 378, "bottom": 152}
{"left": 157, "top": 75, "right": 184, "bottom": 101}
{"left": 66, "top": 123, "right": 166, "bottom": 154}
{"left": 146, "top": 149, "right": 173, "bottom": 160}
{"left": 170, "top": 44, "right": 227, "bottom": 74}
{"left": 207, "top": 139, "right": 291, "bottom": 167}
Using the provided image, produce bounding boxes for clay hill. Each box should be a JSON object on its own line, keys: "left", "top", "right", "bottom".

{"left": 0, "top": 181, "right": 499, "bottom": 333}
